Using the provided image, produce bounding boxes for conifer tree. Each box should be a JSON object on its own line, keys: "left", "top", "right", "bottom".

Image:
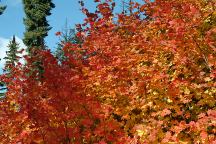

{"left": 0, "top": 36, "right": 19, "bottom": 97}
{"left": 0, "top": 5, "right": 6, "bottom": 15}
{"left": 4, "top": 35, "right": 20, "bottom": 72}
{"left": 121, "top": 0, "right": 133, "bottom": 14}
{"left": 22, "top": 0, "right": 55, "bottom": 78}
{"left": 22, "top": 0, "right": 55, "bottom": 53}
{"left": 55, "top": 21, "right": 82, "bottom": 62}
{"left": 0, "top": 1, "right": 6, "bottom": 15}
{"left": 0, "top": 82, "right": 5, "bottom": 98}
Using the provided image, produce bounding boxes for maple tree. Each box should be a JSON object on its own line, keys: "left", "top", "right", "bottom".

{"left": 78, "top": 0, "right": 216, "bottom": 143}
{"left": 0, "top": 0, "right": 216, "bottom": 143}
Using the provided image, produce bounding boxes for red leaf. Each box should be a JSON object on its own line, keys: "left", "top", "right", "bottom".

{"left": 55, "top": 31, "right": 61, "bottom": 36}
{"left": 161, "top": 108, "right": 171, "bottom": 117}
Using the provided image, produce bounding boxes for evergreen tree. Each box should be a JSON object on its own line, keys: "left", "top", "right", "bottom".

{"left": 121, "top": 0, "right": 133, "bottom": 14}
{"left": 22, "top": 0, "right": 55, "bottom": 53}
{"left": 4, "top": 35, "right": 20, "bottom": 72}
{"left": 0, "top": 0, "right": 6, "bottom": 15}
{"left": 55, "top": 21, "right": 97, "bottom": 65}
{"left": 0, "top": 36, "right": 19, "bottom": 98}
{"left": 0, "top": 82, "right": 5, "bottom": 98}
{"left": 22, "top": 0, "right": 55, "bottom": 79}
{"left": 55, "top": 21, "right": 82, "bottom": 62}
{"left": 0, "top": 5, "right": 6, "bottom": 15}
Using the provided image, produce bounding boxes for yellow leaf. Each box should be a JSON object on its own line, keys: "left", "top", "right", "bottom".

{"left": 204, "top": 77, "right": 211, "bottom": 82}
{"left": 184, "top": 87, "right": 190, "bottom": 95}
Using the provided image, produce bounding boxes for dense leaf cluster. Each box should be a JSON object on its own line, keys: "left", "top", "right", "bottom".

{"left": 0, "top": 0, "right": 215, "bottom": 143}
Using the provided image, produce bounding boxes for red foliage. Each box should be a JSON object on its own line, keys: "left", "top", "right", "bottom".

{"left": 0, "top": 0, "right": 216, "bottom": 143}
{"left": 55, "top": 31, "right": 61, "bottom": 36}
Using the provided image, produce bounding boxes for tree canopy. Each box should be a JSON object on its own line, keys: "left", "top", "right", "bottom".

{"left": 0, "top": 0, "right": 215, "bottom": 143}
{"left": 23, "top": 0, "right": 55, "bottom": 52}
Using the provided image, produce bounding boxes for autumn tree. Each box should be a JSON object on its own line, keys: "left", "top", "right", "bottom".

{"left": 0, "top": 2, "right": 126, "bottom": 143}
{"left": 0, "top": 49, "right": 127, "bottom": 144}
{"left": 78, "top": 0, "right": 216, "bottom": 143}
{"left": 0, "top": 0, "right": 215, "bottom": 144}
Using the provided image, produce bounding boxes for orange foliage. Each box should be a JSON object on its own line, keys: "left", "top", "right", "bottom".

{"left": 0, "top": 0, "right": 215, "bottom": 143}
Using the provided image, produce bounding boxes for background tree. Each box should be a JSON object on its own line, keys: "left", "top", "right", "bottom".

{"left": 0, "top": 82, "right": 5, "bottom": 98}
{"left": 4, "top": 35, "right": 20, "bottom": 72}
{"left": 55, "top": 21, "right": 82, "bottom": 62}
{"left": 0, "top": 0, "right": 6, "bottom": 15}
{"left": 121, "top": 0, "right": 133, "bottom": 14}
{"left": 54, "top": 21, "right": 96, "bottom": 65}
{"left": 0, "top": 36, "right": 20, "bottom": 98}
{"left": 0, "top": 5, "right": 6, "bottom": 15}
{"left": 22, "top": 0, "right": 55, "bottom": 53}
{"left": 22, "top": 0, "right": 55, "bottom": 78}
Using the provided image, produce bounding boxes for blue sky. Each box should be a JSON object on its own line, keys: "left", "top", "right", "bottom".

{"left": 0, "top": 0, "right": 97, "bottom": 50}
{"left": 0, "top": 0, "right": 143, "bottom": 69}
{"left": 0, "top": 0, "right": 98, "bottom": 69}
